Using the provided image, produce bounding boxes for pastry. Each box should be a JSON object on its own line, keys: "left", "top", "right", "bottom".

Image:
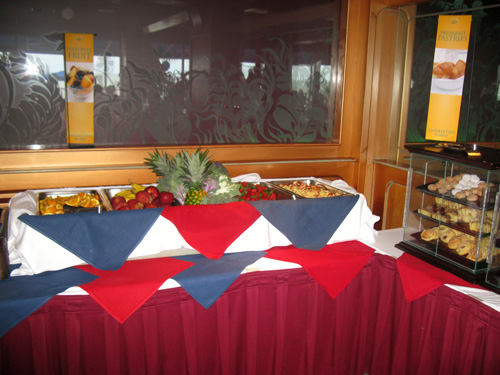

{"left": 439, "top": 229, "right": 455, "bottom": 243}
{"left": 418, "top": 207, "right": 433, "bottom": 217}
{"left": 435, "top": 198, "right": 461, "bottom": 210}
{"left": 467, "top": 194, "right": 479, "bottom": 202}
{"left": 458, "top": 207, "right": 480, "bottom": 223}
{"left": 421, "top": 228, "right": 438, "bottom": 241}
{"left": 469, "top": 221, "right": 492, "bottom": 233}
{"left": 448, "top": 234, "right": 467, "bottom": 250}
{"left": 428, "top": 183, "right": 438, "bottom": 191}
{"left": 456, "top": 240, "right": 475, "bottom": 256}
{"left": 466, "top": 246, "right": 487, "bottom": 262}
{"left": 446, "top": 211, "right": 460, "bottom": 223}
{"left": 470, "top": 174, "right": 480, "bottom": 184}
{"left": 432, "top": 62, "right": 455, "bottom": 79}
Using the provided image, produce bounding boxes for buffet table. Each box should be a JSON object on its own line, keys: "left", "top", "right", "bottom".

{"left": 1, "top": 232, "right": 500, "bottom": 375}
{"left": 1, "top": 178, "right": 500, "bottom": 375}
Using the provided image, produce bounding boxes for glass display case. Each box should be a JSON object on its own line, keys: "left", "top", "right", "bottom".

{"left": 397, "top": 144, "right": 500, "bottom": 286}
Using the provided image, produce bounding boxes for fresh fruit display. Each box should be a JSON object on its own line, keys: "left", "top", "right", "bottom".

{"left": 67, "top": 66, "right": 94, "bottom": 90}
{"left": 131, "top": 182, "right": 146, "bottom": 194}
{"left": 145, "top": 186, "right": 160, "bottom": 199}
{"left": 145, "top": 148, "right": 241, "bottom": 205}
{"left": 238, "top": 182, "right": 277, "bottom": 201}
{"left": 114, "top": 188, "right": 136, "bottom": 202}
{"left": 182, "top": 149, "right": 212, "bottom": 205}
{"left": 110, "top": 196, "right": 127, "bottom": 210}
{"left": 39, "top": 192, "right": 101, "bottom": 215}
{"left": 110, "top": 183, "right": 173, "bottom": 210}
{"left": 159, "top": 191, "right": 174, "bottom": 206}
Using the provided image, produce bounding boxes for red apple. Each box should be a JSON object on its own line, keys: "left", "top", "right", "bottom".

{"left": 159, "top": 191, "right": 174, "bottom": 206}
{"left": 145, "top": 186, "right": 160, "bottom": 199}
{"left": 113, "top": 200, "right": 127, "bottom": 211}
{"left": 128, "top": 200, "right": 144, "bottom": 210}
{"left": 135, "top": 190, "right": 153, "bottom": 205}
{"left": 144, "top": 203, "right": 157, "bottom": 209}
{"left": 111, "top": 196, "right": 126, "bottom": 210}
{"left": 118, "top": 205, "right": 130, "bottom": 211}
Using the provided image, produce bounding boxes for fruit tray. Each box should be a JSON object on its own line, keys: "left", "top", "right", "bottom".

{"left": 103, "top": 185, "right": 157, "bottom": 202}
{"left": 266, "top": 179, "right": 352, "bottom": 199}
{"left": 37, "top": 190, "right": 111, "bottom": 215}
{"left": 238, "top": 181, "right": 298, "bottom": 201}
{"left": 102, "top": 184, "right": 181, "bottom": 210}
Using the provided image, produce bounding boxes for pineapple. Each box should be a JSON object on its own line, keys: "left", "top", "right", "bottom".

{"left": 181, "top": 149, "right": 213, "bottom": 205}
{"left": 144, "top": 148, "right": 172, "bottom": 177}
{"left": 144, "top": 147, "right": 216, "bottom": 205}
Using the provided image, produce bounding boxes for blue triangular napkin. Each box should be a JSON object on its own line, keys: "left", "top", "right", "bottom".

{"left": 9, "top": 263, "right": 21, "bottom": 273}
{"left": 172, "top": 251, "right": 266, "bottom": 309}
{"left": 0, "top": 268, "right": 98, "bottom": 338}
{"left": 19, "top": 208, "right": 163, "bottom": 270}
{"left": 248, "top": 195, "right": 359, "bottom": 250}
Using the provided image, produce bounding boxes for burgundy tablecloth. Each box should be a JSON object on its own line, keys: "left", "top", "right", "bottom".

{"left": 1, "top": 254, "right": 499, "bottom": 375}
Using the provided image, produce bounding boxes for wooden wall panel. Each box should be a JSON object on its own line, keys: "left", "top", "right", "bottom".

{"left": 371, "top": 161, "right": 409, "bottom": 230}
{"left": 0, "top": 159, "right": 355, "bottom": 192}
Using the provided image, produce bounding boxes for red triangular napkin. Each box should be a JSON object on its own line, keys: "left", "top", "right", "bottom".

{"left": 397, "top": 252, "right": 484, "bottom": 302}
{"left": 161, "top": 202, "right": 262, "bottom": 259}
{"left": 75, "top": 257, "right": 193, "bottom": 323}
{"left": 264, "top": 240, "right": 375, "bottom": 300}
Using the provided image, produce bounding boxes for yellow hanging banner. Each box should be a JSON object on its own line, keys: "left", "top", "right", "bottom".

{"left": 425, "top": 15, "right": 472, "bottom": 143}
{"left": 64, "top": 33, "right": 94, "bottom": 146}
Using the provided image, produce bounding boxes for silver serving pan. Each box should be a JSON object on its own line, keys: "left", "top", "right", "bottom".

{"left": 242, "top": 181, "right": 300, "bottom": 201}
{"left": 0, "top": 208, "right": 9, "bottom": 279}
{"left": 265, "top": 178, "right": 353, "bottom": 199}
{"left": 37, "top": 190, "right": 111, "bottom": 215}
{"left": 102, "top": 184, "right": 159, "bottom": 200}
{"left": 103, "top": 184, "right": 166, "bottom": 209}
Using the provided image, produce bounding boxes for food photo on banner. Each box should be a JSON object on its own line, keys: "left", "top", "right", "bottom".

{"left": 64, "top": 33, "right": 95, "bottom": 147}
{"left": 426, "top": 15, "right": 472, "bottom": 143}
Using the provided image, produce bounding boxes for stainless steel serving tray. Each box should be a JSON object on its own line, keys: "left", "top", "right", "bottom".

{"left": 102, "top": 184, "right": 162, "bottom": 209}
{"left": 249, "top": 181, "right": 300, "bottom": 200}
{"left": 0, "top": 208, "right": 9, "bottom": 279}
{"left": 265, "top": 178, "right": 353, "bottom": 199}
{"left": 37, "top": 190, "right": 111, "bottom": 215}
{"left": 102, "top": 184, "right": 159, "bottom": 200}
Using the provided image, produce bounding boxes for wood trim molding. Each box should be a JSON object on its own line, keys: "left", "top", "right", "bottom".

{"left": 0, "top": 143, "right": 353, "bottom": 170}
{"left": 0, "top": 144, "right": 358, "bottom": 193}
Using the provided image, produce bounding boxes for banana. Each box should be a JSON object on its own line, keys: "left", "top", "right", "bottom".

{"left": 116, "top": 189, "right": 135, "bottom": 197}
{"left": 131, "top": 182, "right": 146, "bottom": 193}
{"left": 123, "top": 193, "right": 136, "bottom": 202}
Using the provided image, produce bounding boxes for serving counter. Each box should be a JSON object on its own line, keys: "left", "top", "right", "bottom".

{"left": 1, "top": 178, "right": 499, "bottom": 375}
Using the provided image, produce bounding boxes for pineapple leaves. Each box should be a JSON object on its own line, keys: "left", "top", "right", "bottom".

{"left": 145, "top": 147, "right": 240, "bottom": 205}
